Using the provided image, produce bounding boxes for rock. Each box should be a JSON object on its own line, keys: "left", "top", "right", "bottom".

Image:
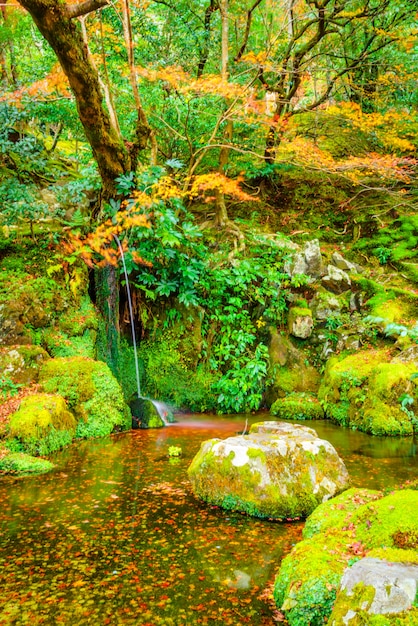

{"left": 349, "top": 292, "right": 363, "bottom": 312}
{"left": 0, "top": 449, "right": 54, "bottom": 475}
{"left": 285, "top": 239, "right": 323, "bottom": 279}
{"left": 130, "top": 396, "right": 175, "bottom": 429}
{"left": 322, "top": 265, "right": 351, "bottom": 294}
{"left": 273, "top": 487, "right": 418, "bottom": 626}
{"left": 0, "top": 345, "right": 50, "bottom": 384}
{"left": 329, "top": 558, "right": 418, "bottom": 624}
{"left": 311, "top": 291, "right": 343, "bottom": 322}
{"left": 288, "top": 307, "right": 313, "bottom": 338}
{"left": 270, "top": 393, "right": 324, "bottom": 421}
{"left": 267, "top": 329, "right": 320, "bottom": 404}
{"left": 8, "top": 393, "right": 76, "bottom": 456}
{"left": 187, "top": 421, "right": 350, "bottom": 520}
{"left": 331, "top": 252, "right": 357, "bottom": 273}
{"left": 39, "top": 357, "right": 131, "bottom": 439}
{"left": 318, "top": 349, "right": 418, "bottom": 436}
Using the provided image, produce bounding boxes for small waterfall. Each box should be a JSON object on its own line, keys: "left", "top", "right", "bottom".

{"left": 114, "top": 234, "right": 170, "bottom": 427}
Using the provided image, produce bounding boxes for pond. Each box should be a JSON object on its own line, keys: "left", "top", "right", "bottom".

{"left": 0, "top": 414, "right": 417, "bottom": 625}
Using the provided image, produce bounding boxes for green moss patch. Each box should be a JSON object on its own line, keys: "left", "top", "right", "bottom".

{"left": 0, "top": 448, "right": 54, "bottom": 474}
{"left": 39, "top": 357, "right": 131, "bottom": 438}
{"left": 271, "top": 393, "right": 324, "bottom": 420}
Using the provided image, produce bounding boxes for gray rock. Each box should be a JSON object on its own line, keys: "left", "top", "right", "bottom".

{"left": 331, "top": 252, "right": 357, "bottom": 273}
{"left": 311, "top": 292, "right": 342, "bottom": 321}
{"left": 285, "top": 239, "right": 323, "bottom": 279}
{"left": 188, "top": 421, "right": 350, "bottom": 520}
{"left": 330, "top": 558, "right": 418, "bottom": 624}
{"left": 349, "top": 292, "right": 363, "bottom": 312}
{"left": 288, "top": 307, "right": 313, "bottom": 338}
{"left": 322, "top": 265, "right": 351, "bottom": 294}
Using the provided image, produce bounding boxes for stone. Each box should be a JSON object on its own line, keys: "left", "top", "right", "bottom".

{"left": 0, "top": 345, "right": 50, "bottom": 384}
{"left": 187, "top": 421, "right": 350, "bottom": 520}
{"left": 285, "top": 239, "right": 323, "bottom": 279}
{"left": 311, "top": 292, "right": 342, "bottom": 322}
{"left": 322, "top": 265, "right": 351, "bottom": 294}
{"left": 266, "top": 329, "right": 320, "bottom": 404}
{"left": 329, "top": 558, "right": 418, "bottom": 623}
{"left": 288, "top": 307, "right": 313, "bottom": 338}
{"left": 331, "top": 252, "right": 357, "bottom": 273}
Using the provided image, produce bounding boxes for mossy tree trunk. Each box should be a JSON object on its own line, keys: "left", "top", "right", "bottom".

{"left": 17, "top": 0, "right": 152, "bottom": 374}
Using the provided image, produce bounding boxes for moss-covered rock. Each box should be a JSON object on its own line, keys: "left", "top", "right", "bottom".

{"left": 7, "top": 393, "right": 76, "bottom": 456}
{"left": 130, "top": 397, "right": 175, "bottom": 428}
{"left": 288, "top": 307, "right": 313, "bottom": 338}
{"left": 42, "top": 295, "right": 98, "bottom": 359}
{"left": 0, "top": 345, "right": 50, "bottom": 384}
{"left": 267, "top": 329, "right": 320, "bottom": 404}
{"left": 318, "top": 349, "right": 418, "bottom": 435}
{"left": 188, "top": 421, "right": 350, "bottom": 520}
{"left": 0, "top": 448, "right": 54, "bottom": 475}
{"left": 39, "top": 357, "right": 131, "bottom": 438}
{"left": 273, "top": 487, "right": 418, "bottom": 625}
{"left": 271, "top": 392, "right": 324, "bottom": 421}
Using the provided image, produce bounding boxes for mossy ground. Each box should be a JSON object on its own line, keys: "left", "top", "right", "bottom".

{"left": 274, "top": 487, "right": 418, "bottom": 625}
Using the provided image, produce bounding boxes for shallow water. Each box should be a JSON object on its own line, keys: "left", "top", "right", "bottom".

{"left": 0, "top": 414, "right": 417, "bottom": 625}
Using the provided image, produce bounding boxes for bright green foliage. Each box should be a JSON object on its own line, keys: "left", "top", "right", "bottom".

{"left": 7, "top": 393, "right": 75, "bottom": 456}
{"left": 39, "top": 357, "right": 131, "bottom": 438}
{"left": 274, "top": 488, "right": 418, "bottom": 625}
{"left": 271, "top": 393, "right": 324, "bottom": 421}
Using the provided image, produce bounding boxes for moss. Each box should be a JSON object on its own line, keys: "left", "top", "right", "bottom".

{"left": 318, "top": 350, "right": 417, "bottom": 436}
{"left": 271, "top": 393, "right": 324, "bottom": 420}
{"left": 274, "top": 487, "right": 418, "bottom": 625}
{"left": 0, "top": 449, "right": 54, "bottom": 475}
{"left": 39, "top": 357, "right": 131, "bottom": 439}
{"left": 189, "top": 432, "right": 349, "bottom": 520}
{"left": 7, "top": 393, "right": 76, "bottom": 456}
{"left": 303, "top": 488, "right": 382, "bottom": 539}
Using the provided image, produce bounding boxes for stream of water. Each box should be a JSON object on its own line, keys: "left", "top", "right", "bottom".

{"left": 0, "top": 414, "right": 417, "bottom": 625}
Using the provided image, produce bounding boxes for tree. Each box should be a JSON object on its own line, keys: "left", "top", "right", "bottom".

{"left": 17, "top": 0, "right": 151, "bottom": 206}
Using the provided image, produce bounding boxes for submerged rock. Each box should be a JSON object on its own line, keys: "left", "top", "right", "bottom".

{"left": 187, "top": 421, "right": 350, "bottom": 520}
{"left": 329, "top": 557, "right": 418, "bottom": 624}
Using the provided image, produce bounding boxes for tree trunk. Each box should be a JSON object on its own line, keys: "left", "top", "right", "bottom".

{"left": 17, "top": 0, "right": 131, "bottom": 201}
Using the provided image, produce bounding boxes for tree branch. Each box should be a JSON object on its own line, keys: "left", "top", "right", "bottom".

{"left": 66, "top": 0, "right": 108, "bottom": 19}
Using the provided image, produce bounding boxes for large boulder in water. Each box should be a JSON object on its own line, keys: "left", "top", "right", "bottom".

{"left": 187, "top": 421, "right": 350, "bottom": 520}
{"left": 130, "top": 397, "right": 175, "bottom": 429}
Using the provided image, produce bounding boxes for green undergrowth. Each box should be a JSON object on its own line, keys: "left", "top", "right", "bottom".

{"left": 274, "top": 487, "right": 418, "bottom": 625}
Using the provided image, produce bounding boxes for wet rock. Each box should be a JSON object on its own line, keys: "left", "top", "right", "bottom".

{"left": 329, "top": 558, "right": 418, "bottom": 623}
{"left": 288, "top": 307, "right": 313, "bottom": 338}
{"left": 322, "top": 265, "right": 351, "bottom": 294}
{"left": 188, "top": 421, "right": 350, "bottom": 520}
